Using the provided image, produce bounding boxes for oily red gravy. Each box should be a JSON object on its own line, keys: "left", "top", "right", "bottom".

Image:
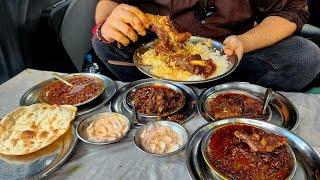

{"left": 42, "top": 76, "right": 104, "bottom": 105}
{"left": 208, "top": 93, "right": 265, "bottom": 120}
{"left": 207, "top": 124, "right": 293, "bottom": 180}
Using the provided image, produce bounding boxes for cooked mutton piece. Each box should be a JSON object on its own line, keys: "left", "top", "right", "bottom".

{"left": 234, "top": 131, "right": 288, "bottom": 152}
{"left": 146, "top": 14, "right": 191, "bottom": 52}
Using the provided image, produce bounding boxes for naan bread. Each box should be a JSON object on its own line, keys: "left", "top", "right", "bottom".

{"left": 0, "top": 103, "right": 77, "bottom": 155}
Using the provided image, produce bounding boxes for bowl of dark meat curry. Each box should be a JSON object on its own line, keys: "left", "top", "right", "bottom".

{"left": 204, "top": 90, "right": 272, "bottom": 121}
{"left": 201, "top": 124, "right": 297, "bottom": 180}
{"left": 124, "top": 81, "right": 186, "bottom": 118}
{"left": 40, "top": 74, "right": 105, "bottom": 106}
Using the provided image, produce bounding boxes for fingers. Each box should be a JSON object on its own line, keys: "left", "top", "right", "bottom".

{"left": 102, "top": 4, "right": 149, "bottom": 45}
{"left": 223, "top": 36, "right": 234, "bottom": 56}
{"left": 223, "top": 35, "right": 236, "bottom": 50}
{"left": 103, "top": 27, "right": 130, "bottom": 46}
{"left": 223, "top": 36, "right": 232, "bottom": 46}
{"left": 120, "top": 4, "right": 150, "bottom": 28}
{"left": 120, "top": 10, "right": 147, "bottom": 36}
{"left": 112, "top": 22, "right": 138, "bottom": 42}
{"left": 223, "top": 35, "right": 244, "bottom": 60}
{"left": 223, "top": 49, "right": 234, "bottom": 56}
{"left": 235, "top": 48, "right": 243, "bottom": 60}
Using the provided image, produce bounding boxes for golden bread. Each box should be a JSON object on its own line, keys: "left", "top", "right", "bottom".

{"left": 0, "top": 103, "right": 77, "bottom": 155}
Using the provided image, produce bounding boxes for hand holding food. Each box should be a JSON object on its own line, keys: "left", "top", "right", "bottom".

{"left": 101, "top": 4, "right": 150, "bottom": 45}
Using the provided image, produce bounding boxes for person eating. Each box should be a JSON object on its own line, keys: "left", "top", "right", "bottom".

{"left": 92, "top": 0, "right": 320, "bottom": 91}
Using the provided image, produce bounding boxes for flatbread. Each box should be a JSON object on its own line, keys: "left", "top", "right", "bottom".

{"left": 0, "top": 103, "right": 77, "bottom": 155}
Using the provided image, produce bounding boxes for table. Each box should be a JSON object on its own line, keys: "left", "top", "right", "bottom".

{"left": 0, "top": 69, "right": 319, "bottom": 180}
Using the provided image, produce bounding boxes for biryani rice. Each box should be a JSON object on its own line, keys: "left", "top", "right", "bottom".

{"left": 140, "top": 40, "right": 230, "bottom": 81}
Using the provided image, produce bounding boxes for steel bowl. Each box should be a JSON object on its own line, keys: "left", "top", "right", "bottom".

{"left": 197, "top": 82, "right": 299, "bottom": 131}
{"left": 76, "top": 112, "right": 130, "bottom": 145}
{"left": 123, "top": 81, "right": 186, "bottom": 118}
{"left": 133, "top": 120, "right": 188, "bottom": 156}
{"left": 39, "top": 73, "right": 106, "bottom": 107}
{"left": 203, "top": 89, "right": 272, "bottom": 121}
{"left": 200, "top": 123, "right": 297, "bottom": 180}
{"left": 133, "top": 36, "right": 239, "bottom": 84}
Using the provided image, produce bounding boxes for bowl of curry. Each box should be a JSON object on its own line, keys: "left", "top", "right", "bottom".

{"left": 124, "top": 81, "right": 186, "bottom": 118}
{"left": 204, "top": 90, "right": 272, "bottom": 121}
{"left": 201, "top": 124, "right": 297, "bottom": 180}
{"left": 40, "top": 74, "right": 105, "bottom": 106}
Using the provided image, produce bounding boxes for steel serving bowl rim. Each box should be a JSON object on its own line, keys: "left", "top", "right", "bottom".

{"left": 203, "top": 89, "right": 273, "bottom": 121}
{"left": 200, "top": 122, "right": 297, "bottom": 180}
{"left": 76, "top": 112, "right": 131, "bottom": 145}
{"left": 133, "top": 36, "right": 239, "bottom": 84}
{"left": 40, "top": 73, "right": 106, "bottom": 107}
{"left": 133, "top": 120, "right": 188, "bottom": 156}
{"left": 123, "top": 81, "right": 186, "bottom": 118}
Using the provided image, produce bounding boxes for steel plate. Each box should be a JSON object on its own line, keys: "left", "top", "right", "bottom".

{"left": 198, "top": 82, "right": 299, "bottom": 131}
{"left": 133, "top": 36, "right": 239, "bottom": 84}
{"left": 185, "top": 118, "right": 320, "bottom": 180}
{"left": 0, "top": 126, "right": 78, "bottom": 180}
{"left": 110, "top": 79, "right": 198, "bottom": 124}
{"left": 20, "top": 73, "right": 117, "bottom": 116}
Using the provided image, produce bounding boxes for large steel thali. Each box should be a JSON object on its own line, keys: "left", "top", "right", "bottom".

{"left": 198, "top": 82, "right": 299, "bottom": 131}
{"left": 20, "top": 73, "right": 117, "bottom": 116}
{"left": 110, "top": 79, "right": 198, "bottom": 124}
{"left": 186, "top": 118, "right": 320, "bottom": 180}
{"left": 133, "top": 36, "right": 239, "bottom": 84}
{"left": 0, "top": 125, "right": 78, "bottom": 180}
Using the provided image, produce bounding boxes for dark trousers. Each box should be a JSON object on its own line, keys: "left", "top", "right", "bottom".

{"left": 92, "top": 36, "right": 320, "bottom": 91}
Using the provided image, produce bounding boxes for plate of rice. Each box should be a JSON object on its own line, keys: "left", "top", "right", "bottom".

{"left": 134, "top": 36, "right": 239, "bottom": 84}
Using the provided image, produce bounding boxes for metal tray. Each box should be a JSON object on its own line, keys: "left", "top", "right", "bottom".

{"left": 0, "top": 126, "right": 78, "bottom": 180}
{"left": 133, "top": 36, "right": 239, "bottom": 84}
{"left": 198, "top": 82, "right": 299, "bottom": 131}
{"left": 185, "top": 118, "right": 320, "bottom": 180}
{"left": 110, "top": 79, "right": 198, "bottom": 124}
{"left": 20, "top": 73, "right": 117, "bottom": 116}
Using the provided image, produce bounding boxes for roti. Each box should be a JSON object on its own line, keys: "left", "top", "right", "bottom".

{"left": 0, "top": 103, "right": 77, "bottom": 155}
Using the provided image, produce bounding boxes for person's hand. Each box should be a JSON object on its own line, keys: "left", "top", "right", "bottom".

{"left": 223, "top": 35, "right": 244, "bottom": 60}
{"left": 101, "top": 4, "right": 150, "bottom": 46}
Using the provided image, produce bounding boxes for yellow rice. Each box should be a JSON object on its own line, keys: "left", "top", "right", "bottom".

{"left": 140, "top": 40, "right": 230, "bottom": 81}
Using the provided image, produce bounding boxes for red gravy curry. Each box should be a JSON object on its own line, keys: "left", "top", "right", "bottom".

{"left": 207, "top": 124, "right": 293, "bottom": 180}
{"left": 208, "top": 93, "right": 265, "bottom": 120}
{"left": 42, "top": 76, "right": 104, "bottom": 105}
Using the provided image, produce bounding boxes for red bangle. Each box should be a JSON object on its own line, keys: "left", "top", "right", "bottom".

{"left": 92, "top": 18, "right": 112, "bottom": 44}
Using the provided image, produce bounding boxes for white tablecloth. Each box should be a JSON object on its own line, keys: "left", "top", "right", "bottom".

{"left": 0, "top": 69, "right": 319, "bottom": 180}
